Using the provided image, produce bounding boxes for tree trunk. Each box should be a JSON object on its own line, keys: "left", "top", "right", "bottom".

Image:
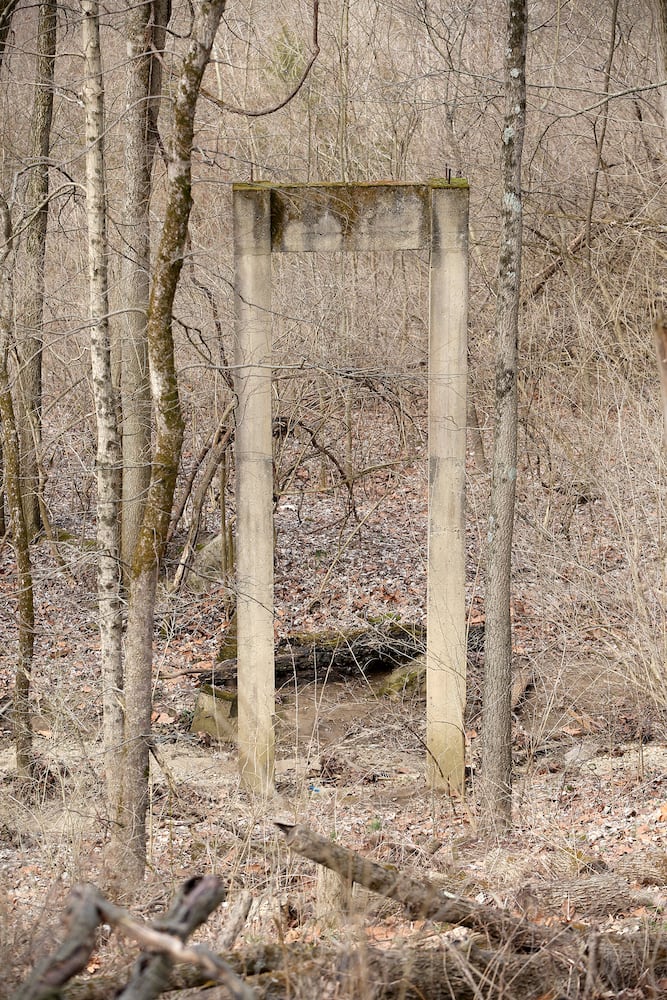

{"left": 0, "top": 196, "right": 34, "bottom": 787}
{"left": 0, "top": 435, "right": 5, "bottom": 535}
{"left": 119, "top": 0, "right": 169, "bottom": 580}
{"left": 0, "top": 0, "right": 38, "bottom": 541}
{"left": 583, "top": 0, "right": 619, "bottom": 273}
{"left": 16, "top": 0, "right": 56, "bottom": 540}
{"left": 81, "top": 1, "right": 124, "bottom": 865}
{"left": 120, "top": 0, "right": 227, "bottom": 885}
{"left": 481, "top": 0, "right": 527, "bottom": 832}
{"left": 0, "top": 0, "right": 18, "bottom": 72}
{"left": 656, "top": 0, "right": 667, "bottom": 128}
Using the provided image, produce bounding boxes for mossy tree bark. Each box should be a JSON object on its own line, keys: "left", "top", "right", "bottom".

{"left": 0, "top": 197, "right": 34, "bottom": 787}
{"left": 81, "top": 1, "right": 124, "bottom": 857}
{"left": 119, "top": 0, "right": 170, "bottom": 580}
{"left": 120, "top": 0, "right": 227, "bottom": 884}
{"left": 15, "top": 0, "right": 56, "bottom": 541}
{"left": 481, "top": 0, "right": 527, "bottom": 832}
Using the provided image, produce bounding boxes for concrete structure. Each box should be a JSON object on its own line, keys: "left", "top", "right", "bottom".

{"left": 233, "top": 180, "right": 469, "bottom": 793}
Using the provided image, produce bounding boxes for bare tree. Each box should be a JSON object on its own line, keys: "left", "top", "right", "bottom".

{"left": 481, "top": 0, "right": 527, "bottom": 833}
{"left": 657, "top": 0, "right": 667, "bottom": 127}
{"left": 119, "top": 0, "right": 227, "bottom": 884}
{"left": 16, "top": 0, "right": 56, "bottom": 540}
{"left": 81, "top": 0, "right": 124, "bottom": 857}
{"left": 0, "top": 195, "right": 34, "bottom": 787}
{"left": 0, "top": 0, "right": 12, "bottom": 536}
{"left": 583, "top": 0, "right": 620, "bottom": 272}
{"left": 0, "top": 0, "right": 18, "bottom": 72}
{"left": 119, "top": 0, "right": 170, "bottom": 578}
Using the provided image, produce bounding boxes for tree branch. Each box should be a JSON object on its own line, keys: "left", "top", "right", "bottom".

{"left": 202, "top": 0, "right": 319, "bottom": 118}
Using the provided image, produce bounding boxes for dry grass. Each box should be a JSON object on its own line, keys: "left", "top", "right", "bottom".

{"left": 2, "top": 2, "right": 667, "bottom": 994}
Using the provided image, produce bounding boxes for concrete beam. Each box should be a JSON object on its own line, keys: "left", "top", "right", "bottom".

{"left": 268, "top": 183, "right": 431, "bottom": 252}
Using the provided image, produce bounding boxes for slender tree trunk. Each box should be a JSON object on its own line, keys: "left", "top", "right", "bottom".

{"left": 0, "top": 0, "right": 17, "bottom": 537}
{"left": 81, "top": 0, "right": 124, "bottom": 864}
{"left": 0, "top": 196, "right": 34, "bottom": 787}
{"left": 0, "top": 0, "right": 18, "bottom": 72}
{"left": 657, "top": 0, "right": 667, "bottom": 129}
{"left": 120, "top": 0, "right": 169, "bottom": 579}
{"left": 481, "top": 0, "right": 527, "bottom": 833}
{"left": 121, "top": 0, "right": 227, "bottom": 885}
{"left": 0, "top": 445, "right": 5, "bottom": 535}
{"left": 17, "top": 0, "right": 56, "bottom": 539}
{"left": 583, "top": 0, "right": 619, "bottom": 273}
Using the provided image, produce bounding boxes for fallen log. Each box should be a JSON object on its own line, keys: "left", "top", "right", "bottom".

{"left": 169, "top": 620, "right": 486, "bottom": 689}
{"left": 229, "top": 622, "right": 430, "bottom": 685}
{"left": 30, "top": 939, "right": 560, "bottom": 1000}
{"left": 277, "top": 822, "right": 667, "bottom": 998}
{"left": 344, "top": 939, "right": 566, "bottom": 1000}
{"left": 18, "top": 831, "right": 667, "bottom": 1000}
{"left": 515, "top": 874, "right": 659, "bottom": 921}
{"left": 275, "top": 822, "right": 550, "bottom": 951}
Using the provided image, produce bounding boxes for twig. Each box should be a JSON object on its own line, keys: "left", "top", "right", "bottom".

{"left": 203, "top": 0, "right": 319, "bottom": 118}
{"left": 524, "top": 227, "right": 588, "bottom": 301}
{"left": 167, "top": 399, "right": 235, "bottom": 547}
{"left": 170, "top": 405, "right": 235, "bottom": 592}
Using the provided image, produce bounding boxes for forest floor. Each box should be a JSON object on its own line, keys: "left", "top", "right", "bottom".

{"left": 1, "top": 401, "right": 667, "bottom": 995}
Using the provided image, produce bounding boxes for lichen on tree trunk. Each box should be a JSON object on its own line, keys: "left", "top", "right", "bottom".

{"left": 81, "top": 0, "right": 124, "bottom": 868}
{"left": 118, "top": 0, "right": 228, "bottom": 886}
{"left": 119, "top": 0, "right": 169, "bottom": 580}
{"left": 481, "top": 0, "right": 527, "bottom": 832}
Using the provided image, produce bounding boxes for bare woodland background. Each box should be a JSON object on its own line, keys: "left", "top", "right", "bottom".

{"left": 1, "top": 0, "right": 667, "bottom": 995}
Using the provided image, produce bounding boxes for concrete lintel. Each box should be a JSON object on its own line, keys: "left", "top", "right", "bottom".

{"left": 232, "top": 181, "right": 468, "bottom": 254}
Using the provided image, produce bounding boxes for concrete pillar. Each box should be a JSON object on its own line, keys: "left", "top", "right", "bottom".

{"left": 233, "top": 186, "right": 275, "bottom": 792}
{"left": 427, "top": 185, "right": 469, "bottom": 792}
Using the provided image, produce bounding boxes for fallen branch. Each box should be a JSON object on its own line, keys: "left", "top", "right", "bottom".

{"left": 13, "top": 884, "right": 101, "bottom": 1000}
{"left": 17, "top": 835, "right": 667, "bottom": 1000}
{"left": 13, "top": 878, "right": 253, "bottom": 1000}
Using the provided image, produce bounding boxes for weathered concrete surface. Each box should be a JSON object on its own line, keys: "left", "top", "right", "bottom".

{"left": 232, "top": 180, "right": 469, "bottom": 795}
{"left": 233, "top": 186, "right": 275, "bottom": 793}
{"left": 426, "top": 186, "right": 469, "bottom": 792}
{"left": 269, "top": 183, "right": 431, "bottom": 252}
